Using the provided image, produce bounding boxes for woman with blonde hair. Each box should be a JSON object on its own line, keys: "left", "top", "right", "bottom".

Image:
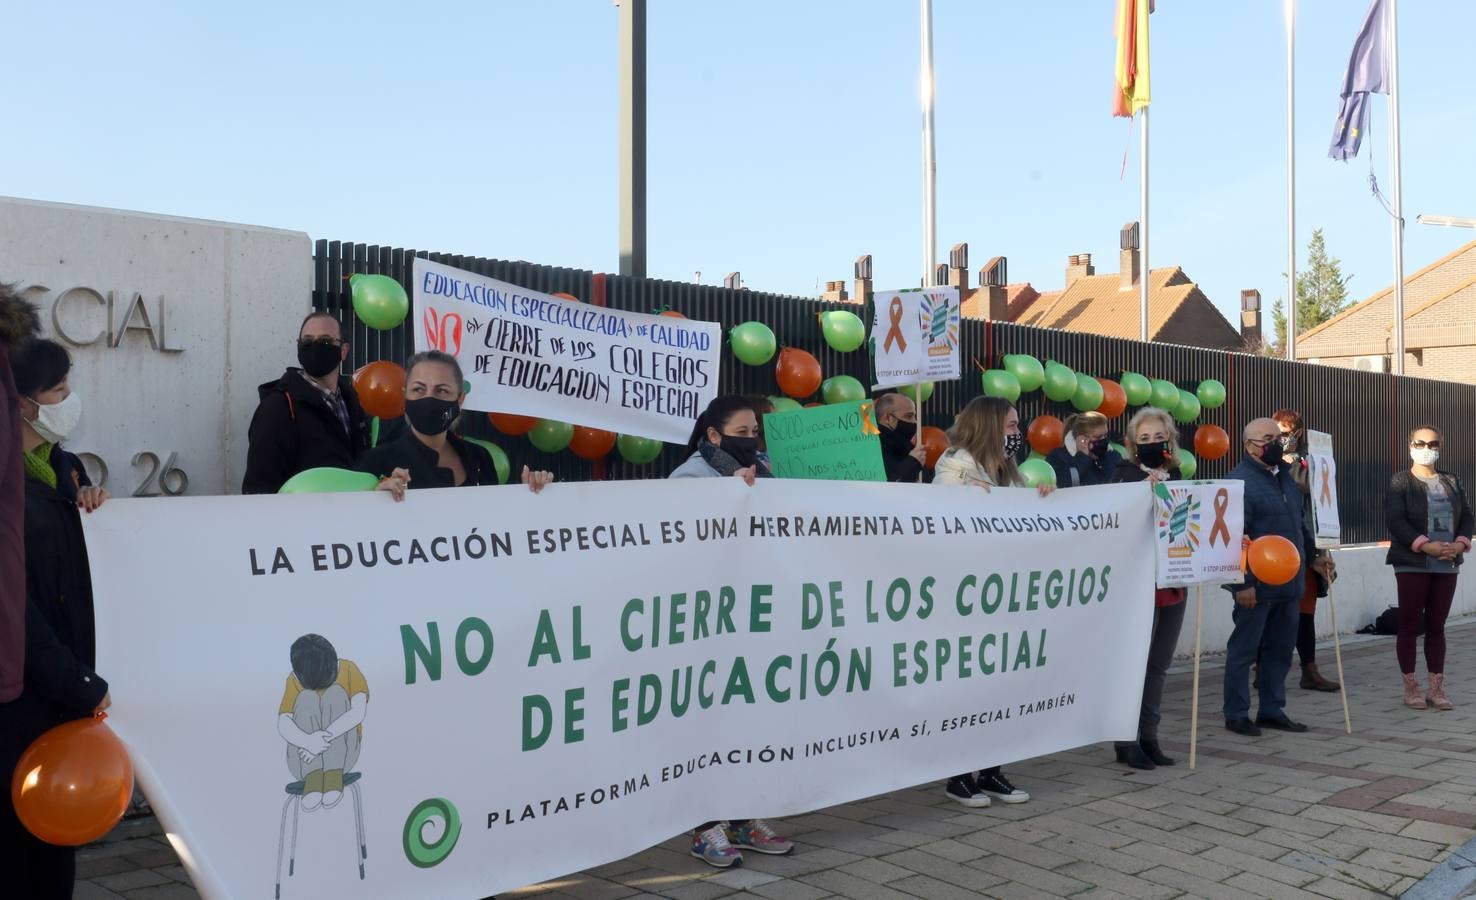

{"left": 1109, "top": 406, "right": 1184, "bottom": 770}
{"left": 933, "top": 396, "right": 1051, "bottom": 807}
{"left": 1047, "top": 410, "right": 1122, "bottom": 488}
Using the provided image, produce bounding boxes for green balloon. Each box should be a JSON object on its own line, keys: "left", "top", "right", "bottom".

{"left": 1071, "top": 374, "right": 1104, "bottom": 412}
{"left": 279, "top": 467, "right": 379, "bottom": 494}
{"left": 1042, "top": 362, "right": 1078, "bottom": 402}
{"left": 1019, "top": 457, "right": 1057, "bottom": 488}
{"left": 1027, "top": 450, "right": 1047, "bottom": 462}
{"left": 1109, "top": 442, "right": 1128, "bottom": 459}
{"left": 1149, "top": 379, "right": 1180, "bottom": 412}
{"left": 767, "top": 396, "right": 802, "bottom": 413}
{"left": 464, "top": 438, "right": 511, "bottom": 485}
{"left": 1120, "top": 372, "right": 1152, "bottom": 406}
{"left": 900, "top": 381, "right": 935, "bottom": 404}
{"left": 528, "top": 419, "right": 573, "bottom": 453}
{"left": 1003, "top": 354, "right": 1045, "bottom": 393}
{"left": 617, "top": 433, "right": 663, "bottom": 465}
{"left": 980, "top": 369, "right": 1021, "bottom": 403}
{"left": 821, "top": 375, "right": 866, "bottom": 405}
{"left": 729, "top": 322, "right": 777, "bottom": 365}
{"left": 1175, "top": 448, "right": 1198, "bottom": 479}
{"left": 819, "top": 310, "right": 866, "bottom": 353}
{"left": 1197, "top": 378, "right": 1227, "bottom": 409}
{"left": 349, "top": 274, "right": 409, "bottom": 331}
{"left": 1174, "top": 389, "right": 1202, "bottom": 424}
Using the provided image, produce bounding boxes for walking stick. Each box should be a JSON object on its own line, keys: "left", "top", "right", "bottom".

{"left": 1327, "top": 587, "right": 1352, "bottom": 734}
{"left": 1189, "top": 584, "right": 1204, "bottom": 770}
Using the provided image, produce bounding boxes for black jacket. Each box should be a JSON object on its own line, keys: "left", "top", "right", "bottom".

{"left": 1049, "top": 446, "right": 1123, "bottom": 488}
{"left": 0, "top": 447, "right": 109, "bottom": 764}
{"left": 1385, "top": 469, "right": 1474, "bottom": 568}
{"left": 1111, "top": 458, "right": 1181, "bottom": 485}
{"left": 1223, "top": 457, "right": 1318, "bottom": 601}
{"left": 356, "top": 430, "right": 500, "bottom": 489}
{"left": 879, "top": 428, "right": 934, "bottom": 483}
{"left": 242, "top": 369, "right": 370, "bottom": 494}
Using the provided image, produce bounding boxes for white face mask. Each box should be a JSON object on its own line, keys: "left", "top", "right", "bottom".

{"left": 27, "top": 392, "right": 82, "bottom": 444}
{"left": 1410, "top": 447, "right": 1439, "bottom": 467}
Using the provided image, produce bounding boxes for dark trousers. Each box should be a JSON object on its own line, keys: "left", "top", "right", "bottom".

{"left": 1296, "top": 613, "right": 1316, "bottom": 666}
{"left": 1115, "top": 601, "right": 1186, "bottom": 753}
{"left": 1224, "top": 595, "right": 1299, "bottom": 720}
{"left": 0, "top": 735, "right": 76, "bottom": 899}
{"left": 1396, "top": 572, "right": 1459, "bottom": 674}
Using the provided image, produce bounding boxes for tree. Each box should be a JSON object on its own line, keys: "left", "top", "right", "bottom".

{"left": 1269, "top": 229, "right": 1353, "bottom": 353}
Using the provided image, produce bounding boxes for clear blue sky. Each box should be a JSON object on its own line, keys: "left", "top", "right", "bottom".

{"left": 6, "top": 1, "right": 1474, "bottom": 331}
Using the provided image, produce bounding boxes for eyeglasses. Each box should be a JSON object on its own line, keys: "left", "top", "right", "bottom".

{"left": 1411, "top": 440, "right": 1442, "bottom": 450}
{"left": 298, "top": 336, "right": 344, "bottom": 348}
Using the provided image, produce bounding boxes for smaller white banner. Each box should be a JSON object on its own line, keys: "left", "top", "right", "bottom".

{"left": 871, "top": 287, "right": 961, "bottom": 388}
{"left": 1153, "top": 480, "right": 1246, "bottom": 587}
{"left": 1307, "top": 430, "right": 1341, "bottom": 549}
{"left": 412, "top": 258, "right": 721, "bottom": 443}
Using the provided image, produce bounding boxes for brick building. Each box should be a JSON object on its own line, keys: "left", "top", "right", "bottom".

{"left": 1296, "top": 240, "right": 1476, "bottom": 379}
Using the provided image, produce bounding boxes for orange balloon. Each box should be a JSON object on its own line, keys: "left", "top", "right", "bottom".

{"left": 1027, "top": 415, "right": 1065, "bottom": 455}
{"left": 774, "top": 347, "right": 823, "bottom": 399}
{"left": 552, "top": 291, "right": 581, "bottom": 303}
{"left": 488, "top": 412, "right": 539, "bottom": 436}
{"left": 352, "top": 361, "right": 406, "bottom": 420}
{"left": 919, "top": 426, "right": 950, "bottom": 469}
{"left": 12, "top": 716, "right": 133, "bottom": 846}
{"left": 1248, "top": 535, "right": 1301, "bottom": 586}
{"left": 1096, "top": 378, "right": 1128, "bottom": 419}
{"left": 659, "top": 309, "right": 687, "bottom": 319}
{"left": 1194, "top": 424, "right": 1231, "bottom": 460}
{"left": 569, "top": 426, "right": 617, "bottom": 460}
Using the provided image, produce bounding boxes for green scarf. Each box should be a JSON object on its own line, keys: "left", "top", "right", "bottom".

{"left": 22, "top": 442, "right": 57, "bottom": 490}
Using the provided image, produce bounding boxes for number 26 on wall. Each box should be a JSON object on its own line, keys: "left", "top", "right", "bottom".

{"left": 77, "top": 451, "right": 189, "bottom": 497}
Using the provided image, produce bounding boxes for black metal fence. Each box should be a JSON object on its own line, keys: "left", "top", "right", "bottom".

{"left": 314, "top": 239, "right": 1474, "bottom": 545}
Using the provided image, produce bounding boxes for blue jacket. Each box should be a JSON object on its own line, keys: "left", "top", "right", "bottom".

{"left": 1223, "top": 456, "right": 1318, "bottom": 602}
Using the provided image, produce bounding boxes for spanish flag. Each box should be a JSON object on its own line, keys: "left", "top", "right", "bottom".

{"left": 1113, "top": 0, "right": 1151, "bottom": 118}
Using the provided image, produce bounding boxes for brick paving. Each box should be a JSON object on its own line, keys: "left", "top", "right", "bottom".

{"left": 76, "top": 618, "right": 1476, "bottom": 899}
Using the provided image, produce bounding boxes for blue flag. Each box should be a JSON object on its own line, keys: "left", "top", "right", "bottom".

{"left": 1328, "top": 0, "right": 1389, "bottom": 161}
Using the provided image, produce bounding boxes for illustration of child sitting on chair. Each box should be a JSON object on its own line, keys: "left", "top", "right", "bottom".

{"left": 277, "top": 634, "right": 369, "bottom": 811}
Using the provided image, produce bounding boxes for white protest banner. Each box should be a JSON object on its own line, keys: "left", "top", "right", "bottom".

{"left": 412, "top": 257, "right": 720, "bottom": 442}
{"left": 87, "top": 480, "right": 1153, "bottom": 899}
{"left": 1307, "top": 429, "right": 1341, "bottom": 549}
{"left": 1152, "top": 479, "right": 1245, "bottom": 587}
{"left": 871, "top": 287, "right": 961, "bottom": 388}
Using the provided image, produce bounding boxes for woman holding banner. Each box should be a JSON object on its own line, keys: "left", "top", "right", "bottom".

{"left": 1273, "top": 409, "right": 1338, "bottom": 693}
{"left": 2, "top": 338, "right": 112, "bottom": 898}
{"left": 358, "top": 350, "right": 553, "bottom": 498}
{"left": 932, "top": 397, "right": 1047, "bottom": 807}
{"left": 1385, "top": 425, "right": 1472, "bottom": 710}
{"left": 1110, "top": 406, "right": 1184, "bottom": 769}
{"left": 669, "top": 395, "right": 791, "bottom": 867}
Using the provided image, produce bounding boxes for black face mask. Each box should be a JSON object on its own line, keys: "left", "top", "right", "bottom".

{"left": 1003, "top": 432, "right": 1027, "bottom": 462}
{"left": 720, "top": 435, "right": 761, "bottom": 468}
{"left": 1138, "top": 442, "right": 1170, "bottom": 468}
{"left": 405, "top": 397, "right": 458, "bottom": 436}
{"left": 1257, "top": 441, "right": 1282, "bottom": 467}
{"left": 1088, "top": 438, "right": 1111, "bottom": 458}
{"left": 297, "top": 341, "right": 342, "bottom": 379}
{"left": 882, "top": 420, "right": 917, "bottom": 448}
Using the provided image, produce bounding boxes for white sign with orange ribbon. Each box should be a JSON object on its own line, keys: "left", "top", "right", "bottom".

{"left": 1306, "top": 430, "right": 1341, "bottom": 549}
{"left": 411, "top": 258, "right": 721, "bottom": 443}
{"left": 870, "top": 287, "right": 961, "bottom": 389}
{"left": 1152, "top": 479, "right": 1246, "bottom": 587}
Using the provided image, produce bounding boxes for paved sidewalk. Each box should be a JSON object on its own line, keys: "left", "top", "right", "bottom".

{"left": 77, "top": 619, "right": 1476, "bottom": 899}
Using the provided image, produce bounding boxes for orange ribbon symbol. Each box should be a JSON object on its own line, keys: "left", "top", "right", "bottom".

{"left": 1209, "top": 487, "right": 1232, "bottom": 547}
{"left": 1319, "top": 461, "right": 1332, "bottom": 507}
{"left": 859, "top": 402, "right": 881, "bottom": 436}
{"left": 882, "top": 296, "right": 908, "bottom": 353}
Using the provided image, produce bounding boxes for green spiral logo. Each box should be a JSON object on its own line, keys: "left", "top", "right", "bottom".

{"left": 402, "top": 797, "right": 462, "bottom": 868}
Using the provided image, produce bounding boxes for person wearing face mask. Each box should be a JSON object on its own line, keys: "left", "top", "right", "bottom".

{"left": 1108, "top": 407, "right": 1184, "bottom": 770}
{"left": 1221, "top": 418, "right": 1336, "bottom": 738}
{"left": 1385, "top": 426, "right": 1472, "bottom": 710}
{"left": 932, "top": 396, "right": 1050, "bottom": 808}
{"left": 2, "top": 338, "right": 112, "bottom": 898}
{"left": 1, "top": 284, "right": 41, "bottom": 706}
{"left": 357, "top": 351, "right": 552, "bottom": 498}
{"left": 1047, "top": 411, "right": 1121, "bottom": 488}
{"left": 243, "top": 311, "right": 371, "bottom": 494}
{"left": 669, "top": 394, "right": 770, "bottom": 484}
{"left": 875, "top": 391, "right": 932, "bottom": 483}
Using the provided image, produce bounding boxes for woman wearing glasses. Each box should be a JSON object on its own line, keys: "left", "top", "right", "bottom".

{"left": 1385, "top": 426, "right": 1472, "bottom": 710}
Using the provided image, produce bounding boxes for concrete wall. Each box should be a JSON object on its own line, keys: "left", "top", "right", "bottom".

{"left": 1173, "top": 543, "right": 1476, "bottom": 658}
{"left": 2, "top": 196, "right": 309, "bottom": 496}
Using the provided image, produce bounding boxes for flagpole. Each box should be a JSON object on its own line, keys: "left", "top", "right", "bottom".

{"left": 921, "top": 0, "right": 937, "bottom": 288}
{"left": 1285, "top": 0, "right": 1297, "bottom": 362}
{"left": 1387, "top": 0, "right": 1406, "bottom": 375}
{"left": 1140, "top": 106, "right": 1150, "bottom": 343}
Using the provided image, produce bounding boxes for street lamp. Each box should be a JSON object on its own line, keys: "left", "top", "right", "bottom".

{"left": 1416, "top": 215, "right": 1476, "bottom": 228}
